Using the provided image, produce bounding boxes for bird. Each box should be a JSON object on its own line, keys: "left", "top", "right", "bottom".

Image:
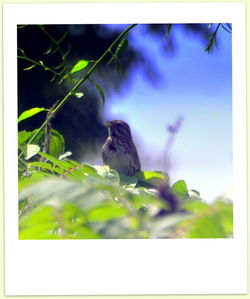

{"left": 102, "top": 120, "right": 141, "bottom": 176}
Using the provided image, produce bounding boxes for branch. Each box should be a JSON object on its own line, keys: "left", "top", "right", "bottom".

{"left": 18, "top": 54, "right": 61, "bottom": 77}
{"left": 204, "top": 23, "right": 221, "bottom": 53}
{"left": 38, "top": 25, "right": 69, "bottom": 61}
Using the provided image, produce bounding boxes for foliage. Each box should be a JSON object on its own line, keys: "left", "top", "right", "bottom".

{"left": 18, "top": 135, "right": 233, "bottom": 239}
{"left": 17, "top": 24, "right": 233, "bottom": 239}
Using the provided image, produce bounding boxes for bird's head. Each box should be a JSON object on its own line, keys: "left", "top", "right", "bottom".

{"left": 104, "top": 120, "right": 132, "bottom": 139}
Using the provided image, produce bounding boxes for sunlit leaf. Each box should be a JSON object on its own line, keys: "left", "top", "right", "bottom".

{"left": 70, "top": 60, "right": 89, "bottom": 74}
{"left": 182, "top": 200, "right": 209, "bottom": 214}
{"left": 172, "top": 180, "right": 189, "bottom": 200}
{"left": 18, "top": 107, "right": 47, "bottom": 123}
{"left": 93, "top": 166, "right": 119, "bottom": 184}
{"left": 18, "top": 171, "right": 55, "bottom": 191}
{"left": 59, "top": 152, "right": 72, "bottom": 160}
{"left": 23, "top": 64, "right": 36, "bottom": 71}
{"left": 88, "top": 203, "right": 128, "bottom": 222}
{"left": 185, "top": 214, "right": 227, "bottom": 238}
{"left": 135, "top": 171, "right": 169, "bottom": 186}
{"left": 39, "top": 152, "right": 75, "bottom": 170}
{"left": 28, "top": 161, "right": 54, "bottom": 171}
{"left": 19, "top": 206, "right": 59, "bottom": 239}
{"left": 74, "top": 92, "right": 84, "bottom": 99}
{"left": 69, "top": 91, "right": 84, "bottom": 99}
{"left": 25, "top": 144, "right": 40, "bottom": 160}
{"left": 214, "top": 200, "right": 233, "bottom": 236}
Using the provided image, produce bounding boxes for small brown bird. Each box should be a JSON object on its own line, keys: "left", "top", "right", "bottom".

{"left": 102, "top": 120, "right": 141, "bottom": 176}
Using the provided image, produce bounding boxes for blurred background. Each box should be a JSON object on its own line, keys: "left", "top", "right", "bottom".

{"left": 18, "top": 23, "right": 232, "bottom": 203}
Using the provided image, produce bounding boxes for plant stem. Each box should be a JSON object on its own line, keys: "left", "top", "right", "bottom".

{"left": 18, "top": 55, "right": 61, "bottom": 77}
{"left": 24, "top": 24, "right": 137, "bottom": 148}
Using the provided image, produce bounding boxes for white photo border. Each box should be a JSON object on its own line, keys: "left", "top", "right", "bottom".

{"left": 3, "top": 2, "right": 247, "bottom": 295}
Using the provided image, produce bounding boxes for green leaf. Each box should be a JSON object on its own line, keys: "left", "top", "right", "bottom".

{"left": 25, "top": 144, "right": 40, "bottom": 160}
{"left": 74, "top": 92, "right": 84, "bottom": 99}
{"left": 178, "top": 198, "right": 233, "bottom": 238}
{"left": 49, "top": 130, "right": 65, "bottom": 158}
{"left": 93, "top": 165, "right": 119, "bottom": 183}
{"left": 106, "top": 169, "right": 120, "bottom": 184}
{"left": 70, "top": 60, "right": 89, "bottom": 74}
{"left": 171, "top": 180, "right": 189, "bottom": 200}
{"left": 69, "top": 91, "right": 84, "bottom": 99}
{"left": 18, "top": 48, "right": 26, "bottom": 56}
{"left": 18, "top": 171, "right": 56, "bottom": 191}
{"left": 64, "top": 163, "right": 101, "bottom": 181}
{"left": 115, "top": 38, "right": 128, "bottom": 56}
{"left": 24, "top": 129, "right": 65, "bottom": 159}
{"left": 59, "top": 152, "right": 72, "bottom": 160}
{"left": 28, "top": 161, "right": 64, "bottom": 175}
{"left": 120, "top": 174, "right": 138, "bottom": 187}
{"left": 185, "top": 214, "right": 227, "bottom": 238}
{"left": 18, "top": 107, "right": 47, "bottom": 123}
{"left": 28, "top": 161, "right": 54, "bottom": 172}
{"left": 93, "top": 165, "right": 110, "bottom": 177}
{"left": 19, "top": 206, "right": 59, "bottom": 240}
{"left": 18, "top": 130, "right": 33, "bottom": 145}
{"left": 214, "top": 200, "right": 233, "bottom": 236}
{"left": 88, "top": 203, "right": 128, "bottom": 222}
{"left": 39, "top": 152, "right": 74, "bottom": 170}
{"left": 93, "top": 81, "right": 105, "bottom": 104}
{"left": 135, "top": 171, "right": 169, "bottom": 186}
{"left": 182, "top": 200, "right": 209, "bottom": 214}
{"left": 23, "top": 64, "right": 36, "bottom": 71}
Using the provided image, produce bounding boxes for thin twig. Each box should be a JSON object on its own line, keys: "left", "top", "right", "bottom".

{"left": 39, "top": 101, "right": 59, "bottom": 162}
{"left": 18, "top": 55, "right": 61, "bottom": 77}
{"left": 38, "top": 25, "right": 68, "bottom": 60}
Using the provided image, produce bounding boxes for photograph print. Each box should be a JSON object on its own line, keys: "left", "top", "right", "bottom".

{"left": 17, "top": 23, "right": 233, "bottom": 239}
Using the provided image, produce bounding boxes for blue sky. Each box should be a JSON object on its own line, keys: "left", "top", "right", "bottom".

{"left": 102, "top": 24, "right": 232, "bottom": 202}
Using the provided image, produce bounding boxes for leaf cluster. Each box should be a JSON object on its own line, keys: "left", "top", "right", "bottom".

{"left": 18, "top": 130, "right": 233, "bottom": 239}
